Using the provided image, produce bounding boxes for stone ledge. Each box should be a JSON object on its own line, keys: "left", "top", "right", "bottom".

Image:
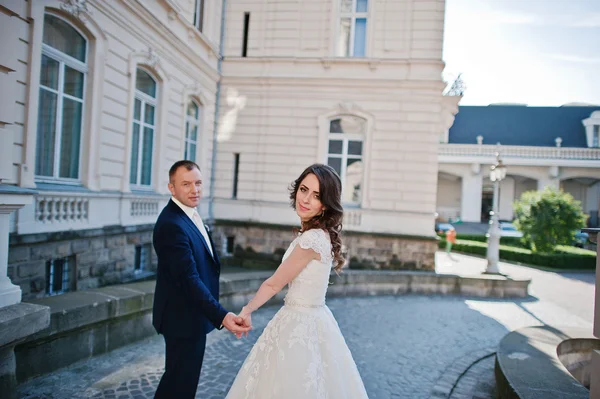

{"left": 0, "top": 303, "right": 49, "bottom": 348}
{"left": 495, "top": 326, "right": 593, "bottom": 399}
{"left": 15, "top": 270, "right": 529, "bottom": 382}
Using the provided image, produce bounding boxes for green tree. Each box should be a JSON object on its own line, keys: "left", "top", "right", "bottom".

{"left": 513, "top": 187, "right": 587, "bottom": 253}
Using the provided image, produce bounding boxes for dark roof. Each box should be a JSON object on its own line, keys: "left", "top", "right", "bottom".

{"left": 448, "top": 105, "right": 600, "bottom": 147}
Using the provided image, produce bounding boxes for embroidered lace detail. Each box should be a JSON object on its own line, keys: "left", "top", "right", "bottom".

{"left": 296, "top": 229, "right": 333, "bottom": 265}
{"left": 284, "top": 298, "right": 325, "bottom": 308}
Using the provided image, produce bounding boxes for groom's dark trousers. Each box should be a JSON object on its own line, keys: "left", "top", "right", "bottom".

{"left": 152, "top": 200, "right": 228, "bottom": 398}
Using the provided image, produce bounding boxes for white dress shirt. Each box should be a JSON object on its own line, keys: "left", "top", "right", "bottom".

{"left": 171, "top": 197, "right": 214, "bottom": 258}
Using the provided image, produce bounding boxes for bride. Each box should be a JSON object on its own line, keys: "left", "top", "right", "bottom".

{"left": 225, "top": 163, "right": 369, "bottom": 399}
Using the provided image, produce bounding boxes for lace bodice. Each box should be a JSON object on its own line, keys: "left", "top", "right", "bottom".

{"left": 283, "top": 229, "right": 333, "bottom": 307}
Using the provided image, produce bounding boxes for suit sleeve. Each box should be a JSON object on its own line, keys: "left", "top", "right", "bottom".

{"left": 157, "top": 222, "right": 229, "bottom": 329}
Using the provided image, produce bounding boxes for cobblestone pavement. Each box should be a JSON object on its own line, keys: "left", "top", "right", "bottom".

{"left": 19, "top": 253, "right": 594, "bottom": 399}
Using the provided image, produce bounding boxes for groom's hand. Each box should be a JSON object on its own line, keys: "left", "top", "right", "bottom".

{"left": 222, "top": 312, "right": 251, "bottom": 338}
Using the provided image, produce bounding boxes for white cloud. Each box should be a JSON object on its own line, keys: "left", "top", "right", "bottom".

{"left": 571, "top": 13, "right": 600, "bottom": 28}
{"left": 548, "top": 54, "right": 600, "bottom": 64}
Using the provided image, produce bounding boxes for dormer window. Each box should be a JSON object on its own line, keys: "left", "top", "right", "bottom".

{"left": 582, "top": 111, "right": 600, "bottom": 148}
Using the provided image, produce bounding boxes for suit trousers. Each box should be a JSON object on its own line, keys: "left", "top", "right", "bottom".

{"left": 155, "top": 334, "right": 207, "bottom": 399}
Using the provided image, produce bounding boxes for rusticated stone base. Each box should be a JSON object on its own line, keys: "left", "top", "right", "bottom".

{"left": 8, "top": 225, "right": 157, "bottom": 300}
{"left": 212, "top": 221, "right": 438, "bottom": 271}
{"left": 344, "top": 232, "right": 438, "bottom": 271}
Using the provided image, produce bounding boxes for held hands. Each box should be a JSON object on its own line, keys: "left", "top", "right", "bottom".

{"left": 233, "top": 308, "right": 252, "bottom": 339}
{"left": 222, "top": 312, "right": 251, "bottom": 338}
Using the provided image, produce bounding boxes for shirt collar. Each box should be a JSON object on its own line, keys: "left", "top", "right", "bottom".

{"left": 171, "top": 196, "right": 197, "bottom": 220}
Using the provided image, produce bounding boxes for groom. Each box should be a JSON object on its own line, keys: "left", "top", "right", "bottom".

{"left": 152, "top": 160, "right": 250, "bottom": 398}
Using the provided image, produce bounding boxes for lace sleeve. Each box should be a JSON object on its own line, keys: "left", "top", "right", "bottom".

{"left": 297, "top": 229, "right": 332, "bottom": 264}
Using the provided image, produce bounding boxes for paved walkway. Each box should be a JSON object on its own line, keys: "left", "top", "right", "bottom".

{"left": 18, "top": 252, "right": 594, "bottom": 399}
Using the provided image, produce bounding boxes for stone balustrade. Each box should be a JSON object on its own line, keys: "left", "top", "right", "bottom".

{"left": 439, "top": 143, "right": 600, "bottom": 160}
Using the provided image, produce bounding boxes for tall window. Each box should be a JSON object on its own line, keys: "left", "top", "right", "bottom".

{"left": 185, "top": 100, "right": 201, "bottom": 161}
{"left": 327, "top": 116, "right": 365, "bottom": 205}
{"left": 36, "top": 14, "right": 87, "bottom": 180}
{"left": 194, "top": 0, "right": 204, "bottom": 32}
{"left": 337, "top": 0, "right": 368, "bottom": 57}
{"left": 594, "top": 125, "right": 600, "bottom": 148}
{"left": 130, "top": 69, "right": 157, "bottom": 187}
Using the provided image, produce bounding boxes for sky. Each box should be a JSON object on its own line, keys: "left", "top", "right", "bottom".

{"left": 442, "top": 0, "right": 600, "bottom": 106}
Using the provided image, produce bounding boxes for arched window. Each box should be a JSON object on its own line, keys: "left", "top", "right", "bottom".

{"left": 36, "top": 14, "right": 87, "bottom": 180}
{"left": 184, "top": 100, "right": 202, "bottom": 162}
{"left": 327, "top": 115, "right": 365, "bottom": 205}
{"left": 130, "top": 68, "right": 157, "bottom": 187}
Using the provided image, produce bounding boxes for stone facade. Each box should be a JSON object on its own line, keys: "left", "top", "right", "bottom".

{"left": 8, "top": 226, "right": 156, "bottom": 300}
{"left": 2, "top": 0, "right": 459, "bottom": 302}
{"left": 213, "top": 222, "right": 437, "bottom": 271}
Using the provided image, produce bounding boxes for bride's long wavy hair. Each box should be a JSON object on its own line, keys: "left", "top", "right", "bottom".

{"left": 289, "top": 164, "right": 345, "bottom": 272}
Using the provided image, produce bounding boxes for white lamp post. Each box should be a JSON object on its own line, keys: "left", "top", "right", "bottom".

{"left": 485, "top": 152, "right": 507, "bottom": 274}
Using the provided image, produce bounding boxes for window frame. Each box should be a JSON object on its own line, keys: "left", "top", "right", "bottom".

{"left": 194, "top": 0, "right": 205, "bottom": 32}
{"left": 327, "top": 117, "right": 365, "bottom": 207}
{"left": 135, "top": 244, "right": 150, "bottom": 272}
{"left": 184, "top": 99, "right": 202, "bottom": 162}
{"left": 46, "top": 257, "right": 72, "bottom": 296}
{"left": 35, "top": 16, "right": 88, "bottom": 183}
{"left": 337, "top": 0, "right": 369, "bottom": 57}
{"left": 130, "top": 68, "right": 158, "bottom": 188}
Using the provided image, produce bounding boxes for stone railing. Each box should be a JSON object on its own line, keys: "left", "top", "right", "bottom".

{"left": 439, "top": 144, "right": 600, "bottom": 160}
{"left": 130, "top": 199, "right": 160, "bottom": 217}
{"left": 344, "top": 210, "right": 362, "bottom": 227}
{"left": 35, "top": 195, "right": 89, "bottom": 224}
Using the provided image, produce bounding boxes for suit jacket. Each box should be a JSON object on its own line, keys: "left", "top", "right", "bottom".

{"left": 152, "top": 199, "right": 228, "bottom": 338}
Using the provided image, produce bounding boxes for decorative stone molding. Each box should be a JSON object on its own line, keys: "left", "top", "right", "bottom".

{"left": 145, "top": 47, "right": 160, "bottom": 70}
{"left": 60, "top": 0, "right": 92, "bottom": 20}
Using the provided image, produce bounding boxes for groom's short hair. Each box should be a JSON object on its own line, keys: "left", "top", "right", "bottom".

{"left": 169, "top": 160, "right": 201, "bottom": 183}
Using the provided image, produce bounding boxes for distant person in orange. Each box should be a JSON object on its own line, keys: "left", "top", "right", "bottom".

{"left": 445, "top": 227, "right": 457, "bottom": 260}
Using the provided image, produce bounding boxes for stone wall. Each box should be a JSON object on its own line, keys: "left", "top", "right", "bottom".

{"left": 212, "top": 221, "right": 437, "bottom": 271}
{"left": 8, "top": 225, "right": 156, "bottom": 300}
{"left": 344, "top": 232, "right": 438, "bottom": 271}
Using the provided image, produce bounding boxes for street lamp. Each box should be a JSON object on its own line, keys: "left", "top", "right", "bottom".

{"left": 485, "top": 152, "right": 507, "bottom": 274}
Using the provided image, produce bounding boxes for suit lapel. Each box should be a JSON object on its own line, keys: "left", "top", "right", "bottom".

{"left": 168, "top": 200, "right": 217, "bottom": 265}
{"left": 205, "top": 227, "right": 221, "bottom": 268}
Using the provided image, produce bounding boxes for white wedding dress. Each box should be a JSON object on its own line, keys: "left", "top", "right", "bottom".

{"left": 225, "top": 228, "right": 369, "bottom": 399}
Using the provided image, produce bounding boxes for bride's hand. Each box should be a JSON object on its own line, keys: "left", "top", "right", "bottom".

{"left": 240, "top": 307, "right": 253, "bottom": 331}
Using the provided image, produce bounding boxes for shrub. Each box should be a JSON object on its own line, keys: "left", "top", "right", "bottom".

{"left": 513, "top": 187, "right": 587, "bottom": 253}
{"left": 439, "top": 239, "right": 596, "bottom": 270}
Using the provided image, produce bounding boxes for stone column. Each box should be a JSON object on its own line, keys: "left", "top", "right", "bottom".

{"left": 460, "top": 164, "right": 483, "bottom": 222}
{"left": 537, "top": 166, "right": 560, "bottom": 191}
{"left": 0, "top": 187, "right": 51, "bottom": 399}
{"left": 588, "top": 229, "right": 600, "bottom": 398}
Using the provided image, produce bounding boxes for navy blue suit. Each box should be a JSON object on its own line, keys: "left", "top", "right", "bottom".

{"left": 152, "top": 199, "right": 228, "bottom": 398}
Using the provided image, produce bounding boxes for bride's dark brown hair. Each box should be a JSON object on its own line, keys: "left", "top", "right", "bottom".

{"left": 289, "top": 164, "right": 345, "bottom": 272}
